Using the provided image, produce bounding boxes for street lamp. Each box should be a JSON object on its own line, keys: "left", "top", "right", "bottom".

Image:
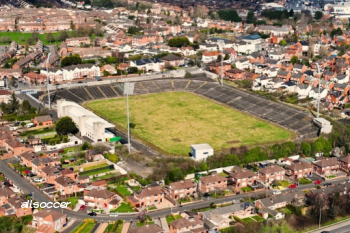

{"left": 315, "top": 63, "right": 321, "bottom": 118}
{"left": 46, "top": 53, "right": 51, "bottom": 109}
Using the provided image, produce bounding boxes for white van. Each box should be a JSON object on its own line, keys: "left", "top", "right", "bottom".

{"left": 26, "top": 123, "right": 35, "bottom": 128}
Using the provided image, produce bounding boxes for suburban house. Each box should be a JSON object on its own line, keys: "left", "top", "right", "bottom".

{"left": 84, "top": 188, "right": 116, "bottom": 208}
{"left": 7, "top": 197, "right": 32, "bottom": 217}
{"left": 55, "top": 176, "right": 79, "bottom": 195}
{"left": 18, "top": 151, "right": 39, "bottom": 167}
{"left": 339, "top": 156, "right": 350, "bottom": 171}
{"left": 23, "top": 72, "right": 47, "bottom": 85}
{"left": 31, "top": 157, "right": 57, "bottom": 174}
{"left": 224, "top": 68, "right": 245, "bottom": 80}
{"left": 0, "top": 187, "right": 15, "bottom": 205}
{"left": 32, "top": 209, "right": 67, "bottom": 233}
{"left": 126, "top": 186, "right": 164, "bottom": 207}
{"left": 199, "top": 202, "right": 255, "bottom": 230}
{"left": 255, "top": 191, "right": 304, "bottom": 211}
{"left": 198, "top": 174, "right": 227, "bottom": 193}
{"left": 33, "top": 115, "right": 53, "bottom": 126}
{"left": 165, "top": 180, "right": 197, "bottom": 200}
{"left": 285, "top": 161, "right": 313, "bottom": 179}
{"left": 258, "top": 165, "right": 285, "bottom": 184}
{"left": 128, "top": 224, "right": 165, "bottom": 233}
{"left": 4, "top": 139, "right": 32, "bottom": 156}
{"left": 169, "top": 215, "right": 205, "bottom": 233}
{"left": 129, "top": 58, "right": 165, "bottom": 72}
{"left": 0, "top": 90, "right": 13, "bottom": 104}
{"left": 40, "top": 166, "right": 61, "bottom": 184}
{"left": 202, "top": 51, "right": 221, "bottom": 63}
{"left": 65, "top": 37, "right": 90, "bottom": 47}
{"left": 229, "top": 169, "right": 257, "bottom": 188}
{"left": 160, "top": 54, "right": 184, "bottom": 67}
{"left": 41, "top": 64, "right": 101, "bottom": 83}
{"left": 312, "top": 157, "right": 340, "bottom": 175}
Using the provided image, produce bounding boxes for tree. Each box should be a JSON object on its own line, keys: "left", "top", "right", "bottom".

{"left": 279, "top": 39, "right": 287, "bottom": 46}
{"left": 45, "top": 33, "right": 55, "bottom": 43}
{"left": 330, "top": 27, "right": 343, "bottom": 38}
{"left": 246, "top": 10, "right": 256, "bottom": 24}
{"left": 193, "top": 5, "right": 207, "bottom": 18}
{"left": 61, "top": 54, "right": 82, "bottom": 67}
{"left": 217, "top": 9, "right": 242, "bottom": 22}
{"left": 94, "top": 143, "right": 110, "bottom": 154}
{"left": 146, "top": 18, "right": 150, "bottom": 24}
{"left": 301, "top": 141, "right": 311, "bottom": 156}
{"left": 127, "top": 67, "right": 138, "bottom": 74}
{"left": 57, "top": 31, "right": 69, "bottom": 42}
{"left": 56, "top": 117, "right": 78, "bottom": 135}
{"left": 289, "top": 9, "right": 294, "bottom": 17}
{"left": 147, "top": 8, "right": 151, "bottom": 14}
{"left": 290, "top": 55, "right": 298, "bottom": 64}
{"left": 315, "top": 11, "right": 323, "bottom": 20}
{"left": 82, "top": 142, "right": 90, "bottom": 150}
{"left": 8, "top": 93, "right": 19, "bottom": 113}
{"left": 216, "top": 55, "right": 222, "bottom": 62}
{"left": 167, "top": 37, "right": 190, "bottom": 47}
{"left": 137, "top": 211, "right": 146, "bottom": 222}
{"left": 166, "top": 20, "right": 172, "bottom": 25}
{"left": 224, "top": 54, "right": 230, "bottom": 60}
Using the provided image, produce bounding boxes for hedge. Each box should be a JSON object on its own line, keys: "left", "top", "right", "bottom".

{"left": 79, "top": 165, "right": 114, "bottom": 176}
{"left": 74, "top": 219, "right": 95, "bottom": 233}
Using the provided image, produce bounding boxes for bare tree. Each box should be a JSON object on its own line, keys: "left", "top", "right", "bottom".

{"left": 192, "top": 5, "right": 207, "bottom": 19}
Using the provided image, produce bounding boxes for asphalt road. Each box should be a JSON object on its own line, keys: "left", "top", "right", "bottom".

{"left": 1, "top": 158, "right": 350, "bottom": 222}
{"left": 311, "top": 220, "right": 350, "bottom": 233}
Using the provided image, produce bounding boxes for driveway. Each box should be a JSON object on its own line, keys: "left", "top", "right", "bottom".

{"left": 61, "top": 221, "right": 81, "bottom": 233}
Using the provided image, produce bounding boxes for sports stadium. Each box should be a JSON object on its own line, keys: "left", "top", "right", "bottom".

{"left": 36, "top": 77, "right": 319, "bottom": 156}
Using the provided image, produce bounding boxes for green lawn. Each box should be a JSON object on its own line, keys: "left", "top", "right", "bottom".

{"left": 83, "top": 162, "right": 109, "bottom": 171}
{"left": 71, "top": 222, "right": 84, "bottom": 233}
{"left": 137, "top": 221, "right": 154, "bottom": 227}
{"left": 104, "top": 224, "right": 113, "bottom": 233}
{"left": 241, "top": 187, "right": 254, "bottom": 192}
{"left": 116, "top": 223, "right": 123, "bottom": 233}
{"left": 19, "top": 127, "right": 56, "bottom": 137}
{"left": 116, "top": 185, "right": 131, "bottom": 196}
{"left": 86, "top": 92, "right": 292, "bottom": 155}
{"left": 67, "top": 196, "right": 79, "bottom": 208}
{"left": 242, "top": 217, "right": 255, "bottom": 223}
{"left": 252, "top": 215, "right": 265, "bottom": 222}
{"left": 79, "top": 167, "right": 114, "bottom": 176}
{"left": 298, "top": 178, "right": 312, "bottom": 184}
{"left": 80, "top": 223, "right": 96, "bottom": 233}
{"left": 0, "top": 31, "right": 73, "bottom": 45}
{"left": 279, "top": 180, "right": 292, "bottom": 187}
{"left": 110, "top": 202, "right": 135, "bottom": 213}
{"left": 166, "top": 215, "right": 182, "bottom": 225}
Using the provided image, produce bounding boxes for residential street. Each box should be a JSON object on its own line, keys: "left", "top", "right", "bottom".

{"left": 310, "top": 220, "right": 350, "bottom": 233}
{"left": 1, "top": 158, "right": 350, "bottom": 222}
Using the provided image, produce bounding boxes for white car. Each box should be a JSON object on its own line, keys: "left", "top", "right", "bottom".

{"left": 34, "top": 177, "right": 43, "bottom": 183}
{"left": 273, "top": 190, "right": 281, "bottom": 195}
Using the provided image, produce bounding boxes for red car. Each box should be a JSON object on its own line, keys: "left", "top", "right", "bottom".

{"left": 79, "top": 205, "right": 86, "bottom": 211}
{"left": 289, "top": 184, "right": 296, "bottom": 189}
{"left": 314, "top": 180, "right": 321, "bottom": 185}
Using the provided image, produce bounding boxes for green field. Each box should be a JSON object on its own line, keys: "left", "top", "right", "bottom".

{"left": 0, "top": 31, "right": 74, "bottom": 45}
{"left": 86, "top": 92, "right": 293, "bottom": 155}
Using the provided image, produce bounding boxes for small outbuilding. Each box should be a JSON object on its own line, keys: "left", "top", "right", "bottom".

{"left": 190, "top": 143, "right": 214, "bottom": 160}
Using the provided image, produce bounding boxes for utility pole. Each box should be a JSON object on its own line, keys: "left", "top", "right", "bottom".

{"left": 319, "top": 206, "right": 321, "bottom": 228}
{"left": 46, "top": 53, "right": 51, "bottom": 109}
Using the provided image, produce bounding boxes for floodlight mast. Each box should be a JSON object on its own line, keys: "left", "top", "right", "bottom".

{"left": 124, "top": 83, "right": 134, "bottom": 154}
{"left": 46, "top": 53, "right": 51, "bottom": 109}
{"left": 316, "top": 63, "right": 320, "bottom": 118}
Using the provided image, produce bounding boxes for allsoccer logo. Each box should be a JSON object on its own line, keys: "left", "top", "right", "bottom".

{"left": 21, "top": 200, "right": 71, "bottom": 209}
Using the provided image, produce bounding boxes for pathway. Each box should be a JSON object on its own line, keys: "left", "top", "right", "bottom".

{"left": 121, "top": 222, "right": 130, "bottom": 233}
{"left": 95, "top": 222, "right": 108, "bottom": 233}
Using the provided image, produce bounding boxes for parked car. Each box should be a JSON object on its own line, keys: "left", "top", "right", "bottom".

{"left": 79, "top": 205, "right": 86, "bottom": 211}
{"left": 203, "top": 193, "right": 210, "bottom": 198}
{"left": 324, "top": 183, "right": 332, "bottom": 187}
{"left": 251, "top": 184, "right": 258, "bottom": 189}
{"left": 77, "top": 81, "right": 83, "bottom": 83}
{"left": 33, "top": 177, "right": 42, "bottom": 183}
{"left": 110, "top": 213, "right": 118, "bottom": 217}
{"left": 289, "top": 184, "right": 297, "bottom": 189}
{"left": 88, "top": 212, "right": 97, "bottom": 216}
{"left": 314, "top": 180, "right": 322, "bottom": 185}
{"left": 277, "top": 186, "right": 285, "bottom": 190}
{"left": 273, "top": 190, "right": 281, "bottom": 195}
